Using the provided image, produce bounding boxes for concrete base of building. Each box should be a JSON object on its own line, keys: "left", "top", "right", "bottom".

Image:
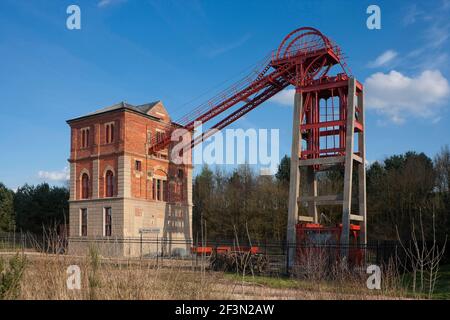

{"left": 68, "top": 237, "right": 192, "bottom": 258}
{"left": 68, "top": 197, "right": 192, "bottom": 258}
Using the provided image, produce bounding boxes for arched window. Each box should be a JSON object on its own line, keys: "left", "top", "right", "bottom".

{"left": 81, "top": 173, "right": 89, "bottom": 199}
{"left": 105, "top": 170, "right": 114, "bottom": 197}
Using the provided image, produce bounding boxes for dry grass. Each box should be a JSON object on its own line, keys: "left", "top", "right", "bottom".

{"left": 0, "top": 251, "right": 407, "bottom": 300}
{"left": 17, "top": 254, "right": 216, "bottom": 300}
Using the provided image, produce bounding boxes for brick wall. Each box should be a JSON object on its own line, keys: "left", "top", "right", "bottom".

{"left": 67, "top": 103, "right": 193, "bottom": 257}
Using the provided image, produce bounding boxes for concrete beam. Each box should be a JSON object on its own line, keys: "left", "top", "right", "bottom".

{"left": 298, "top": 216, "right": 314, "bottom": 222}
{"left": 350, "top": 214, "right": 364, "bottom": 222}
{"left": 341, "top": 78, "right": 357, "bottom": 253}
{"left": 357, "top": 89, "right": 367, "bottom": 245}
{"left": 352, "top": 154, "right": 363, "bottom": 164}
{"left": 287, "top": 90, "right": 303, "bottom": 267}
{"left": 299, "top": 156, "right": 345, "bottom": 166}
{"left": 299, "top": 194, "right": 343, "bottom": 202}
{"left": 298, "top": 195, "right": 359, "bottom": 206}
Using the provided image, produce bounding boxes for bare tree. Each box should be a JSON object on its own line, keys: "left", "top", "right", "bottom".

{"left": 434, "top": 145, "right": 450, "bottom": 193}
{"left": 397, "top": 209, "right": 447, "bottom": 298}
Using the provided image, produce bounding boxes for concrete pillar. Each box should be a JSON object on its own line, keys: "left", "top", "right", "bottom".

{"left": 287, "top": 90, "right": 303, "bottom": 267}
{"left": 357, "top": 90, "right": 367, "bottom": 245}
{"left": 307, "top": 167, "right": 318, "bottom": 223}
{"left": 341, "top": 78, "right": 356, "bottom": 252}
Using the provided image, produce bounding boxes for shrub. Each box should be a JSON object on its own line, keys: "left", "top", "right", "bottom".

{"left": 0, "top": 254, "right": 27, "bottom": 299}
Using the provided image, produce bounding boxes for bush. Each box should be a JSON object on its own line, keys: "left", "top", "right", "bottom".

{"left": 0, "top": 254, "right": 27, "bottom": 299}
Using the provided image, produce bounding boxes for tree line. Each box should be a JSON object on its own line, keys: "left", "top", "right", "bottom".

{"left": 193, "top": 146, "right": 450, "bottom": 243}
{"left": 1, "top": 146, "right": 449, "bottom": 243}
{"left": 0, "top": 183, "right": 69, "bottom": 234}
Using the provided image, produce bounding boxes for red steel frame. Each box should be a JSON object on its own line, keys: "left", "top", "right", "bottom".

{"left": 146, "top": 26, "right": 366, "bottom": 261}
{"left": 148, "top": 27, "right": 353, "bottom": 155}
{"left": 300, "top": 75, "right": 363, "bottom": 165}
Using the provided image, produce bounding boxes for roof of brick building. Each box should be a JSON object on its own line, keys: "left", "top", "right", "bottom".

{"left": 67, "top": 100, "right": 169, "bottom": 123}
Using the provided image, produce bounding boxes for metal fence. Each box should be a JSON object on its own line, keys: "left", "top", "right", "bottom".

{"left": 0, "top": 232, "right": 65, "bottom": 253}
{"left": 1, "top": 233, "right": 447, "bottom": 276}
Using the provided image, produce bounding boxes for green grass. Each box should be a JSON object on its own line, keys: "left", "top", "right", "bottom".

{"left": 0, "top": 244, "right": 24, "bottom": 251}
{"left": 224, "top": 273, "right": 308, "bottom": 290}
{"left": 224, "top": 265, "right": 450, "bottom": 299}
{"left": 367, "top": 264, "right": 450, "bottom": 300}
{"left": 429, "top": 264, "right": 450, "bottom": 299}
{"left": 223, "top": 273, "right": 376, "bottom": 296}
{"left": 400, "top": 264, "right": 450, "bottom": 299}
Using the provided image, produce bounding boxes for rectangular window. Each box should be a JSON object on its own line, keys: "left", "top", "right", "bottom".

{"left": 106, "top": 124, "right": 110, "bottom": 143}
{"left": 105, "top": 122, "right": 115, "bottom": 144}
{"left": 135, "top": 160, "right": 142, "bottom": 171}
{"left": 110, "top": 123, "right": 114, "bottom": 142}
{"left": 85, "top": 128, "right": 89, "bottom": 148}
{"left": 80, "top": 208, "right": 87, "bottom": 237}
{"left": 104, "top": 207, "right": 112, "bottom": 237}
{"left": 156, "top": 179, "right": 161, "bottom": 201}
{"left": 81, "top": 128, "right": 90, "bottom": 148}
{"left": 152, "top": 179, "right": 156, "bottom": 200}
{"left": 163, "top": 180, "right": 168, "bottom": 202}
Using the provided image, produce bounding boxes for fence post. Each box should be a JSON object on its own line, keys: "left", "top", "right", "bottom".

{"left": 156, "top": 235, "right": 159, "bottom": 266}
{"left": 376, "top": 240, "right": 380, "bottom": 265}
{"left": 21, "top": 231, "right": 24, "bottom": 254}
{"left": 285, "top": 240, "right": 290, "bottom": 276}
{"left": 161, "top": 238, "right": 164, "bottom": 264}
{"left": 195, "top": 245, "right": 198, "bottom": 268}
{"left": 140, "top": 232, "right": 143, "bottom": 259}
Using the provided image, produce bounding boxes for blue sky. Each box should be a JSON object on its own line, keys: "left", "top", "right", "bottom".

{"left": 0, "top": 0, "right": 449, "bottom": 189}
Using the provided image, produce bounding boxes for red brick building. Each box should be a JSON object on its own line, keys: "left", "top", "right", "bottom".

{"left": 67, "top": 101, "right": 192, "bottom": 256}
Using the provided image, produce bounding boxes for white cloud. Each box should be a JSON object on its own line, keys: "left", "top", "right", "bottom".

{"left": 365, "top": 70, "right": 450, "bottom": 124}
{"left": 98, "top": 0, "right": 126, "bottom": 8}
{"left": 269, "top": 88, "right": 295, "bottom": 106}
{"left": 400, "top": 3, "right": 450, "bottom": 71}
{"left": 38, "top": 167, "right": 69, "bottom": 182}
{"left": 369, "top": 50, "right": 398, "bottom": 68}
